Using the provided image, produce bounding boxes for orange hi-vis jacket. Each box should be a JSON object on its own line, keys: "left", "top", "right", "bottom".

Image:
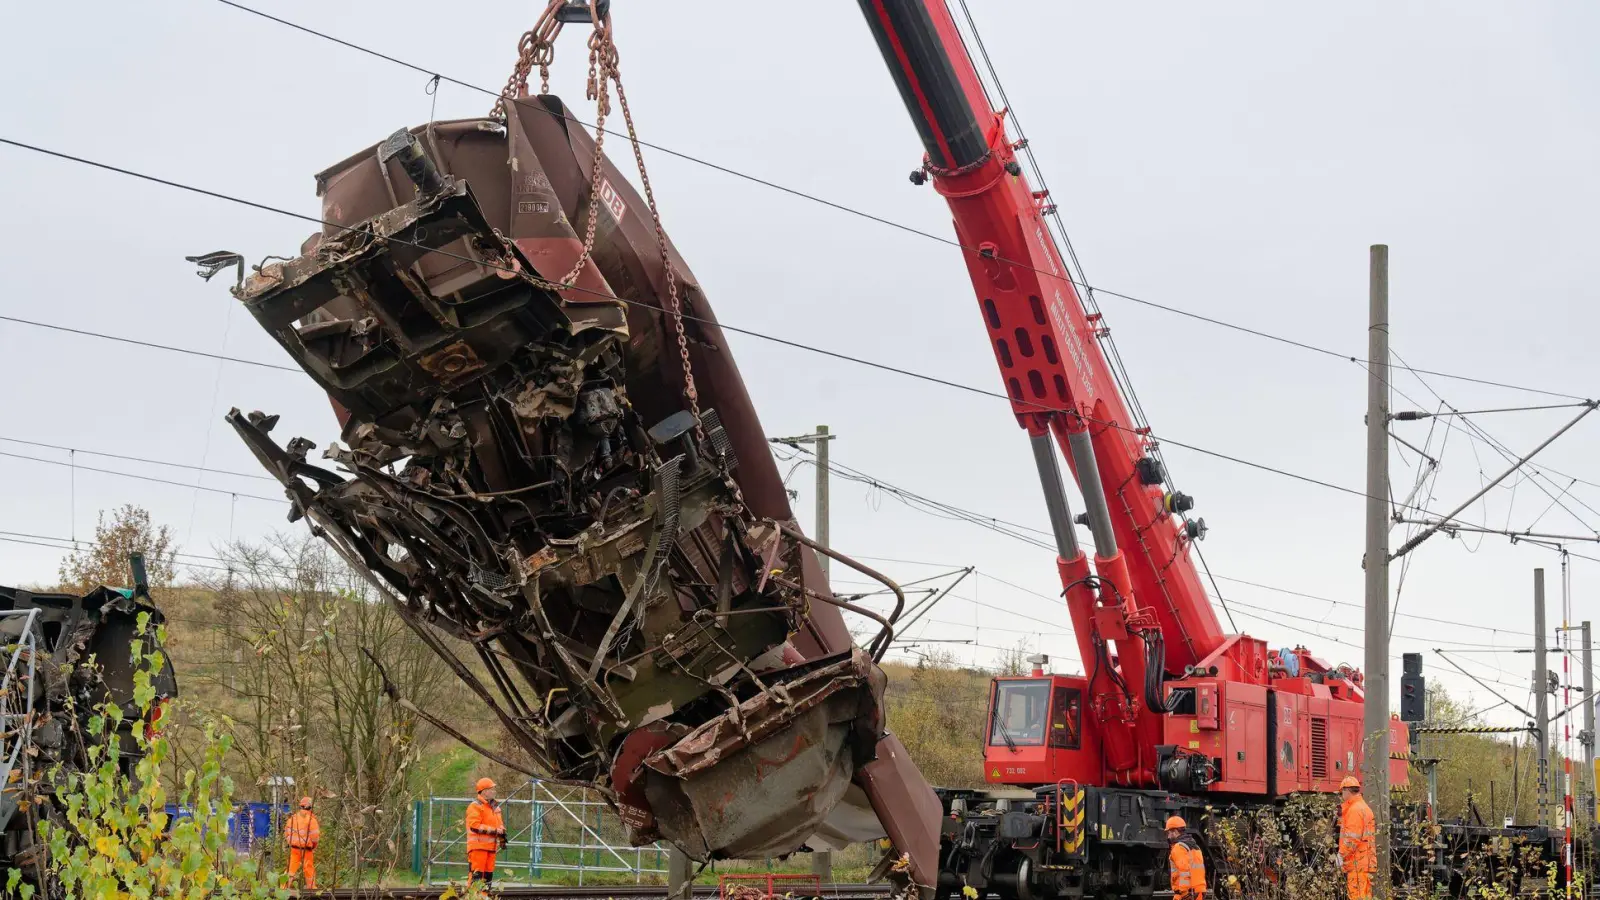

{"left": 285, "top": 810, "right": 321, "bottom": 850}
{"left": 1340, "top": 794, "right": 1377, "bottom": 872}
{"left": 465, "top": 799, "right": 506, "bottom": 852}
{"left": 1169, "top": 836, "right": 1206, "bottom": 899}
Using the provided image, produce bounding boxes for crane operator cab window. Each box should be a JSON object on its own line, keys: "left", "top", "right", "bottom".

{"left": 989, "top": 679, "right": 1050, "bottom": 747}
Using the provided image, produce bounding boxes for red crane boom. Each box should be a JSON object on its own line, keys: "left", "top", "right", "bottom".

{"left": 855, "top": 0, "right": 1403, "bottom": 795}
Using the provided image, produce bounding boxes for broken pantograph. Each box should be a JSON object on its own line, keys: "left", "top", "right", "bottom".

{"left": 206, "top": 100, "right": 935, "bottom": 867}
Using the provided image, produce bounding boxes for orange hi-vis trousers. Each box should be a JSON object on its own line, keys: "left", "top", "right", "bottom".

{"left": 468, "top": 849, "right": 498, "bottom": 886}
{"left": 288, "top": 847, "right": 316, "bottom": 890}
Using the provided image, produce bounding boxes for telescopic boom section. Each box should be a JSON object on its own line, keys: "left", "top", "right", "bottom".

{"left": 857, "top": 0, "right": 1225, "bottom": 678}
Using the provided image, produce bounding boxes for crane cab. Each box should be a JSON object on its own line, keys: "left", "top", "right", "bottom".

{"left": 982, "top": 673, "right": 1101, "bottom": 786}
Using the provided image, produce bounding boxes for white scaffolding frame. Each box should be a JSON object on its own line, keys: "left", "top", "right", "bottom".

{"left": 417, "top": 779, "right": 668, "bottom": 885}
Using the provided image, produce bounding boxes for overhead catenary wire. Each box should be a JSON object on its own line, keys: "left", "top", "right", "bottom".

{"left": 0, "top": 313, "right": 298, "bottom": 372}
{"left": 158, "top": 1, "right": 1593, "bottom": 405}
{"left": 1434, "top": 649, "right": 1537, "bottom": 719}
{"left": 199, "top": 0, "right": 1597, "bottom": 650}
{"left": 0, "top": 116, "right": 1593, "bottom": 696}
{"left": 775, "top": 448, "right": 1545, "bottom": 638}
{"left": 806, "top": 491, "right": 1544, "bottom": 690}
{"left": 0, "top": 449, "right": 283, "bottom": 503}
{"left": 1380, "top": 348, "right": 1600, "bottom": 626}
{"left": 1, "top": 134, "right": 1593, "bottom": 542}
{"left": 1394, "top": 347, "right": 1600, "bottom": 527}
{"left": 0, "top": 518, "right": 1529, "bottom": 693}
{"left": 0, "top": 414, "right": 1565, "bottom": 691}
{"left": 0, "top": 423, "right": 1579, "bottom": 659}
{"left": 1397, "top": 357, "right": 1600, "bottom": 531}
{"left": 0, "top": 435, "right": 276, "bottom": 482}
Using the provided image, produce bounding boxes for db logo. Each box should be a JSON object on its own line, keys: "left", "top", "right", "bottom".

{"left": 599, "top": 177, "right": 628, "bottom": 222}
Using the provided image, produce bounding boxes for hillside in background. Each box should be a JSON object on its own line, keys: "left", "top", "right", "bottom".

{"left": 154, "top": 583, "right": 505, "bottom": 799}
{"left": 28, "top": 505, "right": 1568, "bottom": 886}
{"left": 103, "top": 577, "right": 1574, "bottom": 822}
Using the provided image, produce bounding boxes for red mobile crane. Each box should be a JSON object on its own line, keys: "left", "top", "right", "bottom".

{"left": 854, "top": 2, "right": 1408, "bottom": 895}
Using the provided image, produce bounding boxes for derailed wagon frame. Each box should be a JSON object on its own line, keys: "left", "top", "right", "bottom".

{"left": 0, "top": 557, "right": 179, "bottom": 882}
{"left": 209, "top": 96, "right": 942, "bottom": 879}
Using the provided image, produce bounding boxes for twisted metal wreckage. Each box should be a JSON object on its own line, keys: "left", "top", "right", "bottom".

{"left": 197, "top": 88, "right": 942, "bottom": 883}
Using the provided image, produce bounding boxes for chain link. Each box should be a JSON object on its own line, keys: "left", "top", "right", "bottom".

{"left": 494, "top": 2, "right": 720, "bottom": 476}
{"left": 492, "top": 0, "right": 567, "bottom": 119}
{"left": 610, "top": 76, "right": 705, "bottom": 446}
{"left": 554, "top": 21, "right": 615, "bottom": 289}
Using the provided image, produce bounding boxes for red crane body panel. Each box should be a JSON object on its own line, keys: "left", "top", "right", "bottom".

{"left": 985, "top": 673, "right": 1408, "bottom": 797}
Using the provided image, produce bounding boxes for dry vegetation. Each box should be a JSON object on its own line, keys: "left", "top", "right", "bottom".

{"left": 33, "top": 505, "right": 1569, "bottom": 889}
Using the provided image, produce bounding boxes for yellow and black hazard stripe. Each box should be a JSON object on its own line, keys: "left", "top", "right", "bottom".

{"left": 1412, "top": 725, "right": 1530, "bottom": 736}
{"left": 1058, "top": 788, "right": 1086, "bottom": 854}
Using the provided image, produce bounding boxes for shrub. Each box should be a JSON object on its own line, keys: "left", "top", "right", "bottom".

{"left": 14, "top": 615, "right": 291, "bottom": 900}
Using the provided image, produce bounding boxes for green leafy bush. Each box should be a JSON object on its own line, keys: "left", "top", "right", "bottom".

{"left": 15, "top": 615, "right": 291, "bottom": 900}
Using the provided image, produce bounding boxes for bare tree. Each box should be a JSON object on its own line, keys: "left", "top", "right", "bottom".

{"left": 186, "top": 533, "right": 455, "bottom": 886}
{"left": 995, "top": 639, "right": 1032, "bottom": 677}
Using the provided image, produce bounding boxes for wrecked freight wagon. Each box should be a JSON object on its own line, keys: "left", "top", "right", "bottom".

{"left": 0, "top": 559, "right": 179, "bottom": 881}
{"left": 201, "top": 94, "right": 942, "bottom": 873}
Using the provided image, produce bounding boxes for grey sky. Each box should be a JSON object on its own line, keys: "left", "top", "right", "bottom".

{"left": 2, "top": 2, "right": 1597, "bottom": 726}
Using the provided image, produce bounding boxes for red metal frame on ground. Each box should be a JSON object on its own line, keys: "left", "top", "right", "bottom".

{"left": 717, "top": 873, "right": 824, "bottom": 900}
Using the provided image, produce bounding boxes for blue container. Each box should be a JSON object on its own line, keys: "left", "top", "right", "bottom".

{"left": 161, "top": 803, "right": 288, "bottom": 851}
{"left": 162, "top": 803, "right": 232, "bottom": 846}
{"left": 238, "top": 802, "right": 286, "bottom": 850}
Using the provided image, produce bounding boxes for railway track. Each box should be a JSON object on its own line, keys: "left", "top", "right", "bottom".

{"left": 312, "top": 883, "right": 892, "bottom": 900}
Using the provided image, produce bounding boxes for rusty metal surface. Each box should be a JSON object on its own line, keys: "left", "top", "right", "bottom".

{"left": 209, "top": 98, "right": 936, "bottom": 874}
{"left": 856, "top": 734, "right": 945, "bottom": 890}
{"left": 0, "top": 584, "right": 178, "bottom": 877}
{"left": 638, "top": 650, "right": 883, "bottom": 859}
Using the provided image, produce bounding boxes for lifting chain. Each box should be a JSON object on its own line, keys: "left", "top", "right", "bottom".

{"left": 493, "top": 0, "right": 567, "bottom": 119}
{"left": 495, "top": 3, "right": 741, "bottom": 513}
{"left": 551, "top": 10, "right": 617, "bottom": 291}
{"left": 499, "top": 3, "right": 709, "bottom": 450}
{"left": 611, "top": 72, "right": 706, "bottom": 447}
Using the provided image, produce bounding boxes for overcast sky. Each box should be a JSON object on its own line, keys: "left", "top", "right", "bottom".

{"left": 3, "top": 2, "right": 1598, "bottom": 730}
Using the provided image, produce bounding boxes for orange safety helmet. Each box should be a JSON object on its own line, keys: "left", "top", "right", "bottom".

{"left": 299, "top": 796, "right": 313, "bottom": 809}
{"left": 1340, "top": 776, "right": 1361, "bottom": 790}
{"left": 1165, "top": 816, "right": 1187, "bottom": 831}
{"left": 476, "top": 777, "right": 497, "bottom": 793}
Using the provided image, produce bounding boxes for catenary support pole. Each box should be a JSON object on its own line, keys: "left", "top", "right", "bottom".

{"left": 1561, "top": 559, "right": 1573, "bottom": 889}
{"left": 1536, "top": 568, "right": 1550, "bottom": 828}
{"left": 668, "top": 849, "right": 693, "bottom": 900}
{"left": 1362, "top": 244, "right": 1392, "bottom": 897}
{"left": 768, "top": 426, "right": 840, "bottom": 878}
{"left": 815, "top": 424, "right": 830, "bottom": 579}
{"left": 811, "top": 423, "right": 834, "bottom": 883}
{"left": 1585, "top": 621, "right": 1595, "bottom": 824}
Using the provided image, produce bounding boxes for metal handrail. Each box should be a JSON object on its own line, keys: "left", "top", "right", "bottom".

{"left": 0, "top": 609, "right": 42, "bottom": 777}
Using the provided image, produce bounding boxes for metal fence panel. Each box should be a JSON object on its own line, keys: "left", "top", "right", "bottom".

{"left": 419, "top": 780, "right": 667, "bottom": 885}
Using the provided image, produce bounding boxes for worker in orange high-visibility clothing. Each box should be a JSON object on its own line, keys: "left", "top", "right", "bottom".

{"left": 465, "top": 777, "right": 507, "bottom": 887}
{"left": 1339, "top": 776, "right": 1377, "bottom": 900}
{"left": 285, "top": 796, "right": 321, "bottom": 891}
{"left": 1165, "top": 816, "right": 1206, "bottom": 900}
